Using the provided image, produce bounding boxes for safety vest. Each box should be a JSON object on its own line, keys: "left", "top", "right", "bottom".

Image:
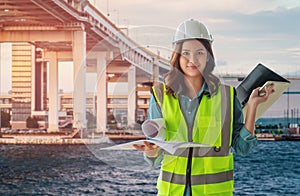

{"left": 152, "top": 83, "right": 235, "bottom": 196}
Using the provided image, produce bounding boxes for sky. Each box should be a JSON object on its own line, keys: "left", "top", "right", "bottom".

{"left": 1, "top": 0, "right": 300, "bottom": 93}
{"left": 94, "top": 0, "right": 300, "bottom": 75}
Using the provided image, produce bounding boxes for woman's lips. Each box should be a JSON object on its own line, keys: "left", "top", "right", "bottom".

{"left": 187, "top": 65, "right": 198, "bottom": 70}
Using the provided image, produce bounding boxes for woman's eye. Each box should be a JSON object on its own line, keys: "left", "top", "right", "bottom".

{"left": 196, "top": 51, "right": 205, "bottom": 55}
{"left": 181, "top": 51, "right": 189, "bottom": 56}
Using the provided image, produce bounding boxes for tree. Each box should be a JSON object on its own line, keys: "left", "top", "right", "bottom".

{"left": 107, "top": 113, "right": 116, "bottom": 124}
{"left": 1, "top": 111, "right": 11, "bottom": 128}
{"left": 26, "top": 116, "right": 39, "bottom": 128}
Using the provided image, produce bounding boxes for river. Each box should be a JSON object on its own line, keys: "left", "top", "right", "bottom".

{"left": 0, "top": 141, "right": 299, "bottom": 195}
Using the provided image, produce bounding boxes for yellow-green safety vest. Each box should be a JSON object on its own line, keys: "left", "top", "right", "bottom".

{"left": 151, "top": 83, "right": 235, "bottom": 196}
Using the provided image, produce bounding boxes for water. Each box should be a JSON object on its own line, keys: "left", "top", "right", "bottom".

{"left": 0, "top": 141, "right": 299, "bottom": 195}
{"left": 234, "top": 141, "right": 300, "bottom": 195}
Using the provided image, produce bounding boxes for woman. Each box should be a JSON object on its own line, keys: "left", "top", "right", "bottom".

{"left": 134, "top": 18, "right": 273, "bottom": 196}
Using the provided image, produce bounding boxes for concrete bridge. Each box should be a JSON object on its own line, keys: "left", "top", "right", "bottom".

{"left": 0, "top": 0, "right": 170, "bottom": 132}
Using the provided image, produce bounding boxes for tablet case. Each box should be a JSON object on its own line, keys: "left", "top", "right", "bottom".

{"left": 236, "top": 63, "right": 290, "bottom": 108}
{"left": 235, "top": 63, "right": 291, "bottom": 119}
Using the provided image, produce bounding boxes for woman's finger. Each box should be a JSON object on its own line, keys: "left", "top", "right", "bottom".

{"left": 144, "top": 141, "right": 158, "bottom": 149}
{"left": 133, "top": 144, "right": 145, "bottom": 151}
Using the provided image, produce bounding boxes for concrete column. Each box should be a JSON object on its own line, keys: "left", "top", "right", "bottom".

{"left": 153, "top": 62, "right": 159, "bottom": 85}
{"left": 96, "top": 52, "right": 107, "bottom": 132}
{"left": 72, "top": 31, "right": 86, "bottom": 130}
{"left": 41, "top": 61, "right": 47, "bottom": 111}
{"left": 31, "top": 46, "right": 36, "bottom": 112}
{"left": 33, "top": 62, "right": 40, "bottom": 111}
{"left": 127, "top": 65, "right": 137, "bottom": 126}
{"left": 0, "top": 44, "right": 2, "bottom": 130}
{"left": 48, "top": 52, "right": 59, "bottom": 132}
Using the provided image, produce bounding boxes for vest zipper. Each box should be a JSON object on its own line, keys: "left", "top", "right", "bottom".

{"left": 184, "top": 147, "right": 193, "bottom": 196}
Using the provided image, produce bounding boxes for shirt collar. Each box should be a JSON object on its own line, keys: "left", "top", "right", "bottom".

{"left": 177, "top": 82, "right": 211, "bottom": 98}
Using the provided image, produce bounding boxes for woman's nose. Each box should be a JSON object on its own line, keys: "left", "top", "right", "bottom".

{"left": 188, "top": 54, "right": 196, "bottom": 64}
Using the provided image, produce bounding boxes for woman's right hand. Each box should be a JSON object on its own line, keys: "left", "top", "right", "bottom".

{"left": 133, "top": 141, "right": 161, "bottom": 158}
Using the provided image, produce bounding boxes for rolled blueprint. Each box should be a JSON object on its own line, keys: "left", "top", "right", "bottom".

{"left": 141, "top": 118, "right": 166, "bottom": 141}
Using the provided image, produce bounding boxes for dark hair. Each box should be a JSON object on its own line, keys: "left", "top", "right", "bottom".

{"left": 164, "top": 39, "right": 220, "bottom": 96}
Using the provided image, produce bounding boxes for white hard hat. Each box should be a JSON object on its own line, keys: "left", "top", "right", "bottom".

{"left": 173, "top": 18, "right": 213, "bottom": 43}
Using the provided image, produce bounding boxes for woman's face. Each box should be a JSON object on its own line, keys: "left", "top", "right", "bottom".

{"left": 179, "top": 39, "right": 208, "bottom": 79}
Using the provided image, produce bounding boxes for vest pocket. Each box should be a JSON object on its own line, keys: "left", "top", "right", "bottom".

{"left": 158, "top": 155, "right": 180, "bottom": 195}
{"left": 203, "top": 156, "right": 233, "bottom": 174}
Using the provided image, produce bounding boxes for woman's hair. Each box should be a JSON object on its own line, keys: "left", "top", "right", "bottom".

{"left": 164, "top": 39, "right": 220, "bottom": 96}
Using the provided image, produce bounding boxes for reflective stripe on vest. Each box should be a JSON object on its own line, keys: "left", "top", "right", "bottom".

{"left": 161, "top": 170, "right": 233, "bottom": 185}
{"left": 152, "top": 83, "right": 235, "bottom": 195}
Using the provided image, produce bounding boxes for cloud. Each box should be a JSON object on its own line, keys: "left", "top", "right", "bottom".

{"left": 206, "top": 6, "right": 300, "bottom": 75}
{"left": 216, "top": 60, "right": 227, "bottom": 66}
{"left": 286, "top": 47, "right": 300, "bottom": 58}
{"left": 284, "top": 70, "right": 300, "bottom": 76}
{"left": 180, "top": 5, "right": 299, "bottom": 44}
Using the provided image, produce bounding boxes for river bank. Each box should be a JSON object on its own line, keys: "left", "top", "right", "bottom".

{"left": 1, "top": 131, "right": 299, "bottom": 144}
{"left": 0, "top": 132, "right": 146, "bottom": 145}
{"left": 256, "top": 133, "right": 300, "bottom": 141}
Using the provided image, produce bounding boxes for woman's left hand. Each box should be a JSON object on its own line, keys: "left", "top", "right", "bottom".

{"left": 248, "top": 83, "right": 275, "bottom": 107}
{"left": 244, "top": 83, "right": 275, "bottom": 134}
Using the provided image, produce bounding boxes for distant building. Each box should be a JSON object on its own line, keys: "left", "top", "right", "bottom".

{"left": 11, "top": 43, "right": 33, "bottom": 129}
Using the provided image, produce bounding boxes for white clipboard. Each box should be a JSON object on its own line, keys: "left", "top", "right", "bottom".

{"left": 242, "top": 81, "right": 291, "bottom": 119}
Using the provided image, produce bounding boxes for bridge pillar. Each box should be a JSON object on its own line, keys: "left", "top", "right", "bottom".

{"left": 72, "top": 31, "right": 87, "bottom": 131}
{"left": 127, "top": 65, "right": 137, "bottom": 126}
{"left": 153, "top": 62, "right": 159, "bottom": 85}
{"left": 47, "top": 52, "right": 59, "bottom": 132}
{"left": 96, "top": 52, "right": 107, "bottom": 132}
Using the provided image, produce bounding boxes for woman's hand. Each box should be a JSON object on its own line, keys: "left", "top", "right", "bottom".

{"left": 133, "top": 141, "right": 161, "bottom": 158}
{"left": 248, "top": 83, "right": 274, "bottom": 107}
